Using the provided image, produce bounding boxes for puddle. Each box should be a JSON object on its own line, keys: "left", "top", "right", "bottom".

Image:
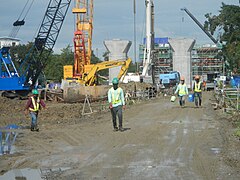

{"left": 0, "top": 169, "right": 43, "bottom": 180}
{"left": 210, "top": 147, "right": 221, "bottom": 154}
{"left": 0, "top": 167, "right": 71, "bottom": 180}
{"left": 0, "top": 124, "right": 21, "bottom": 155}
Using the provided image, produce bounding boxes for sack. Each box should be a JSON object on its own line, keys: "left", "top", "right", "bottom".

{"left": 188, "top": 94, "right": 194, "bottom": 102}
{"left": 170, "top": 96, "right": 176, "bottom": 102}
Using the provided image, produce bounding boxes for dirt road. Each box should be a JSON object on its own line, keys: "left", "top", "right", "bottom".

{"left": 0, "top": 92, "right": 239, "bottom": 179}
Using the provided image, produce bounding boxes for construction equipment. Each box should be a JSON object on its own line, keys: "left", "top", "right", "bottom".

{"left": 64, "top": 0, "right": 131, "bottom": 86}
{"left": 159, "top": 71, "right": 180, "bottom": 88}
{"left": 181, "top": 7, "right": 218, "bottom": 45}
{"left": 0, "top": 0, "right": 71, "bottom": 94}
{"left": 181, "top": 7, "right": 225, "bottom": 90}
{"left": 141, "top": 0, "right": 155, "bottom": 84}
{"left": 64, "top": 58, "right": 132, "bottom": 86}
{"left": 9, "top": 0, "right": 35, "bottom": 38}
{"left": 72, "top": 0, "right": 93, "bottom": 78}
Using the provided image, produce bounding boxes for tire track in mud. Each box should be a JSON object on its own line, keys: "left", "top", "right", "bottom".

{"left": 121, "top": 95, "right": 217, "bottom": 179}
{"left": 1, "top": 92, "right": 229, "bottom": 179}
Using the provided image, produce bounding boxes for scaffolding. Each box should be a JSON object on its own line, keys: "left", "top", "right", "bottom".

{"left": 139, "top": 38, "right": 173, "bottom": 81}
{"left": 192, "top": 44, "right": 223, "bottom": 79}
{"left": 139, "top": 39, "right": 223, "bottom": 82}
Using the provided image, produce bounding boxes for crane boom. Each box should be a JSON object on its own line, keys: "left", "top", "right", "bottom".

{"left": 22, "top": 0, "right": 71, "bottom": 87}
{"left": 181, "top": 7, "right": 218, "bottom": 44}
{"left": 0, "top": 0, "right": 71, "bottom": 92}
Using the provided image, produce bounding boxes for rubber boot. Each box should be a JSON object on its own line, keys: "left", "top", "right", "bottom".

{"left": 30, "top": 124, "right": 34, "bottom": 131}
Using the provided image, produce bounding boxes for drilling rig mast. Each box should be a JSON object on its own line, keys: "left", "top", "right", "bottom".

{"left": 142, "top": 0, "right": 155, "bottom": 83}
{"left": 72, "top": 0, "right": 93, "bottom": 77}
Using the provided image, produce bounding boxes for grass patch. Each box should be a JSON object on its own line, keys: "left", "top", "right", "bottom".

{"left": 234, "top": 128, "right": 240, "bottom": 137}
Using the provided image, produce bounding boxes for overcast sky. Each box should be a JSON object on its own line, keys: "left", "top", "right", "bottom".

{"left": 0, "top": 0, "right": 239, "bottom": 61}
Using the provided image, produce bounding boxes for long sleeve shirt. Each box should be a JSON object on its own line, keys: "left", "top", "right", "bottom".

{"left": 108, "top": 87, "right": 125, "bottom": 107}
{"left": 175, "top": 83, "right": 188, "bottom": 96}
{"left": 25, "top": 96, "right": 46, "bottom": 111}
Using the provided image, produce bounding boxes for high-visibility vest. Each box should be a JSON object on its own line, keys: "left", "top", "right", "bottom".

{"left": 111, "top": 87, "right": 121, "bottom": 104}
{"left": 179, "top": 84, "right": 187, "bottom": 95}
{"left": 29, "top": 97, "right": 40, "bottom": 112}
{"left": 194, "top": 82, "right": 202, "bottom": 92}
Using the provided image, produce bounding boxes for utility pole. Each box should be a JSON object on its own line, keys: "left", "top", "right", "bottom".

{"left": 133, "top": 0, "right": 138, "bottom": 72}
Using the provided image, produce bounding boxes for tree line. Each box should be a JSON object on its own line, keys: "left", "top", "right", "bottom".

{"left": 204, "top": 3, "right": 240, "bottom": 74}
{"left": 9, "top": 3, "right": 240, "bottom": 81}
{"left": 9, "top": 44, "right": 136, "bottom": 82}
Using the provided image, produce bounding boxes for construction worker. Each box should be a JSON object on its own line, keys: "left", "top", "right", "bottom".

{"left": 193, "top": 75, "right": 202, "bottom": 108}
{"left": 202, "top": 80, "right": 206, "bottom": 91}
{"left": 108, "top": 77, "right": 125, "bottom": 132}
{"left": 24, "top": 89, "right": 46, "bottom": 131}
{"left": 175, "top": 76, "right": 188, "bottom": 107}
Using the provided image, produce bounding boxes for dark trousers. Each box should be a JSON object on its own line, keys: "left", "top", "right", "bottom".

{"left": 194, "top": 92, "right": 202, "bottom": 107}
{"left": 178, "top": 95, "right": 186, "bottom": 106}
{"left": 110, "top": 105, "right": 123, "bottom": 129}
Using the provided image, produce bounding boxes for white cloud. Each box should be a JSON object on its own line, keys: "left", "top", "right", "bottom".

{"left": 1, "top": 0, "right": 239, "bottom": 59}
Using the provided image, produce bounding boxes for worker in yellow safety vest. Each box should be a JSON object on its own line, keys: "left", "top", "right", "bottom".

{"left": 192, "top": 75, "right": 202, "bottom": 108}
{"left": 24, "top": 89, "right": 46, "bottom": 131}
{"left": 175, "top": 76, "right": 188, "bottom": 107}
{"left": 108, "top": 77, "right": 126, "bottom": 132}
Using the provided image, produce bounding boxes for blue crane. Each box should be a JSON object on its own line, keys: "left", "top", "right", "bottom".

{"left": 0, "top": 0, "right": 71, "bottom": 96}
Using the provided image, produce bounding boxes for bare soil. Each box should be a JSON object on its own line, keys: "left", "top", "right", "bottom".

{"left": 0, "top": 92, "right": 239, "bottom": 179}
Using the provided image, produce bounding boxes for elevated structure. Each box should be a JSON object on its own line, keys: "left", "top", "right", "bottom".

{"left": 169, "top": 38, "right": 195, "bottom": 88}
{"left": 139, "top": 38, "right": 222, "bottom": 86}
{"left": 104, "top": 39, "right": 132, "bottom": 84}
{"left": 139, "top": 37, "right": 173, "bottom": 81}
{"left": 192, "top": 44, "right": 223, "bottom": 79}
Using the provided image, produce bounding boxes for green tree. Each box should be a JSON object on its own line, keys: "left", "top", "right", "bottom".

{"left": 204, "top": 3, "right": 240, "bottom": 71}
{"left": 9, "top": 42, "right": 33, "bottom": 69}
{"left": 44, "top": 45, "right": 74, "bottom": 81}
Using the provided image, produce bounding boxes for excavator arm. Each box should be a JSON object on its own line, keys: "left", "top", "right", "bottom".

{"left": 83, "top": 58, "right": 131, "bottom": 86}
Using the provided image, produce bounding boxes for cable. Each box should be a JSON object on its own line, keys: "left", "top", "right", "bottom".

{"left": 9, "top": 0, "right": 35, "bottom": 38}
{"left": 18, "top": 0, "right": 30, "bottom": 20}
{"left": 23, "top": 0, "right": 35, "bottom": 20}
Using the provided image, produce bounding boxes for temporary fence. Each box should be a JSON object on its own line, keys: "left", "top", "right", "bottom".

{"left": 0, "top": 124, "right": 19, "bottom": 155}
{"left": 214, "top": 85, "right": 240, "bottom": 113}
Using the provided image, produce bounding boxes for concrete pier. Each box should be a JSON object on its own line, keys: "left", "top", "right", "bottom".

{"left": 169, "top": 38, "right": 195, "bottom": 88}
{"left": 104, "top": 39, "right": 132, "bottom": 84}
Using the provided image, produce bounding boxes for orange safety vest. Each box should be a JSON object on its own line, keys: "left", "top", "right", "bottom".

{"left": 29, "top": 97, "right": 40, "bottom": 112}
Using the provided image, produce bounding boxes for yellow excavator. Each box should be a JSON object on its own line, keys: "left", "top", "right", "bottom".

{"left": 63, "top": 0, "right": 131, "bottom": 86}
{"left": 63, "top": 58, "right": 131, "bottom": 86}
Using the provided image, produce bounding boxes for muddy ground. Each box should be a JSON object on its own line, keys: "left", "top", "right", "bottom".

{"left": 0, "top": 92, "right": 239, "bottom": 179}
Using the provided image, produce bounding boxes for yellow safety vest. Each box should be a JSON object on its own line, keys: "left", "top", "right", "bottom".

{"left": 29, "top": 97, "right": 40, "bottom": 112}
{"left": 194, "top": 82, "right": 202, "bottom": 92}
{"left": 111, "top": 87, "right": 121, "bottom": 104}
{"left": 179, "top": 84, "right": 187, "bottom": 95}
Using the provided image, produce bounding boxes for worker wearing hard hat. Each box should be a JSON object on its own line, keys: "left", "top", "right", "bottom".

{"left": 193, "top": 75, "right": 202, "bottom": 108}
{"left": 108, "top": 77, "right": 126, "bottom": 132}
{"left": 174, "top": 76, "right": 188, "bottom": 107}
{"left": 24, "top": 89, "right": 46, "bottom": 131}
